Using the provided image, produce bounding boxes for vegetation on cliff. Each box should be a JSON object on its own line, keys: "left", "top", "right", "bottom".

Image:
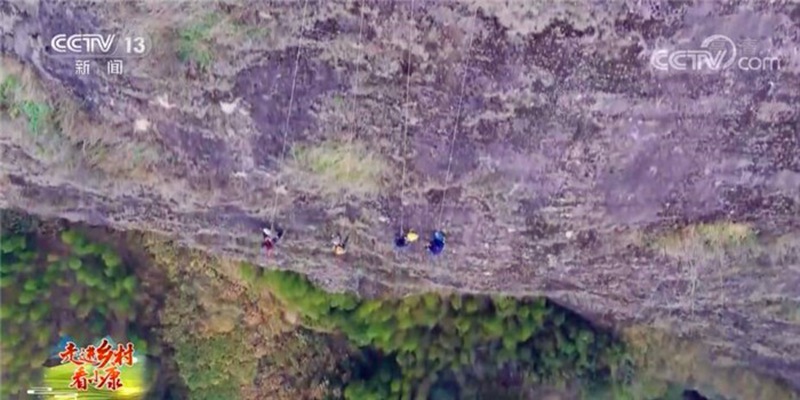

{"left": 3, "top": 1, "right": 800, "bottom": 393}
{"left": 2, "top": 210, "right": 796, "bottom": 399}
{"left": 242, "top": 265, "right": 631, "bottom": 398}
{"left": 0, "top": 215, "right": 145, "bottom": 398}
{"left": 0, "top": 212, "right": 351, "bottom": 399}
{"left": 139, "top": 237, "right": 351, "bottom": 400}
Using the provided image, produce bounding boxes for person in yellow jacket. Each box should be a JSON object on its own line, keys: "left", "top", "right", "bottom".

{"left": 332, "top": 233, "right": 349, "bottom": 256}
{"left": 394, "top": 229, "right": 419, "bottom": 248}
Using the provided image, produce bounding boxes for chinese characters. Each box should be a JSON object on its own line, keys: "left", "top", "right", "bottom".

{"left": 107, "top": 60, "right": 123, "bottom": 75}
{"left": 58, "top": 339, "right": 135, "bottom": 391}
{"left": 73, "top": 60, "right": 124, "bottom": 76}
{"left": 75, "top": 60, "right": 91, "bottom": 75}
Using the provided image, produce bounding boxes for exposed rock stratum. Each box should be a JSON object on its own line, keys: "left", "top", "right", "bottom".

{"left": 1, "top": 0, "right": 799, "bottom": 391}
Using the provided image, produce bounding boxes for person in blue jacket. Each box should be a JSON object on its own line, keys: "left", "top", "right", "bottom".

{"left": 427, "top": 230, "right": 446, "bottom": 255}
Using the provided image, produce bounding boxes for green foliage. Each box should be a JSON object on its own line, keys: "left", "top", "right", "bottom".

{"left": 252, "top": 267, "right": 630, "bottom": 398}
{"left": 289, "top": 141, "right": 388, "bottom": 197}
{"left": 171, "top": 331, "right": 257, "bottom": 400}
{"left": 0, "top": 227, "right": 141, "bottom": 397}
{"left": 122, "top": 275, "right": 138, "bottom": 292}
{"left": 582, "top": 372, "right": 691, "bottom": 400}
{"left": 0, "top": 74, "right": 20, "bottom": 105}
{"left": 0, "top": 74, "right": 51, "bottom": 135}
{"left": 68, "top": 256, "right": 82, "bottom": 269}
{"left": 102, "top": 249, "right": 122, "bottom": 268}
{"left": 18, "top": 99, "right": 51, "bottom": 135}
{"left": 1, "top": 209, "right": 39, "bottom": 237}
{"left": 238, "top": 262, "right": 257, "bottom": 284}
{"left": 343, "top": 351, "right": 403, "bottom": 400}
{"left": 1, "top": 234, "right": 26, "bottom": 253}
{"left": 176, "top": 14, "right": 218, "bottom": 70}
{"left": 158, "top": 268, "right": 261, "bottom": 400}
{"left": 43, "top": 359, "right": 150, "bottom": 399}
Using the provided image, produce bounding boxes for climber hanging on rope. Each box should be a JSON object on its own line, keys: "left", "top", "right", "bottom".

{"left": 427, "top": 230, "right": 446, "bottom": 255}
{"left": 394, "top": 228, "right": 419, "bottom": 249}
{"left": 262, "top": 227, "right": 284, "bottom": 257}
{"left": 332, "top": 233, "right": 349, "bottom": 256}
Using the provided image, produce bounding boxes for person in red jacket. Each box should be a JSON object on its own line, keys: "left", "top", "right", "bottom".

{"left": 262, "top": 227, "right": 284, "bottom": 256}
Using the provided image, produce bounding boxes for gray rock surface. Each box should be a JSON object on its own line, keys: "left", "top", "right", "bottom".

{"left": 1, "top": 0, "right": 799, "bottom": 391}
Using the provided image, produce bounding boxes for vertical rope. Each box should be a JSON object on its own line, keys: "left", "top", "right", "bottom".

{"left": 339, "top": 2, "right": 367, "bottom": 258}
{"left": 344, "top": 3, "right": 367, "bottom": 156}
{"left": 339, "top": 1, "right": 367, "bottom": 207}
{"left": 435, "top": 7, "right": 479, "bottom": 229}
{"left": 269, "top": 0, "right": 311, "bottom": 234}
{"left": 398, "top": 0, "right": 416, "bottom": 233}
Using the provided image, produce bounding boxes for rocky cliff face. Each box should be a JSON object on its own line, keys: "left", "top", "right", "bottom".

{"left": 2, "top": 0, "right": 799, "bottom": 391}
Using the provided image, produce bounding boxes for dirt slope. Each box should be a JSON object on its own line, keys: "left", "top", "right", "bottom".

{"left": 1, "top": 0, "right": 799, "bottom": 392}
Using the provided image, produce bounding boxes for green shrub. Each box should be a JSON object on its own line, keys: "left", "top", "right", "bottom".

{"left": 176, "top": 14, "right": 218, "bottom": 70}
{"left": 250, "top": 267, "right": 630, "bottom": 398}
{"left": 18, "top": 100, "right": 50, "bottom": 135}
{"left": 172, "top": 331, "right": 257, "bottom": 400}
{"left": 0, "top": 228, "right": 142, "bottom": 397}
{"left": 0, "top": 74, "right": 20, "bottom": 105}
{"left": 0, "top": 209, "right": 38, "bottom": 236}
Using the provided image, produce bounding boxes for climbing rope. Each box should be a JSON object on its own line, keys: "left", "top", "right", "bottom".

{"left": 398, "top": 0, "right": 416, "bottom": 234}
{"left": 435, "top": 7, "right": 479, "bottom": 230}
{"left": 269, "top": 0, "right": 311, "bottom": 234}
{"left": 336, "top": 6, "right": 367, "bottom": 255}
{"left": 342, "top": 4, "right": 367, "bottom": 183}
{"left": 349, "top": 6, "right": 367, "bottom": 139}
